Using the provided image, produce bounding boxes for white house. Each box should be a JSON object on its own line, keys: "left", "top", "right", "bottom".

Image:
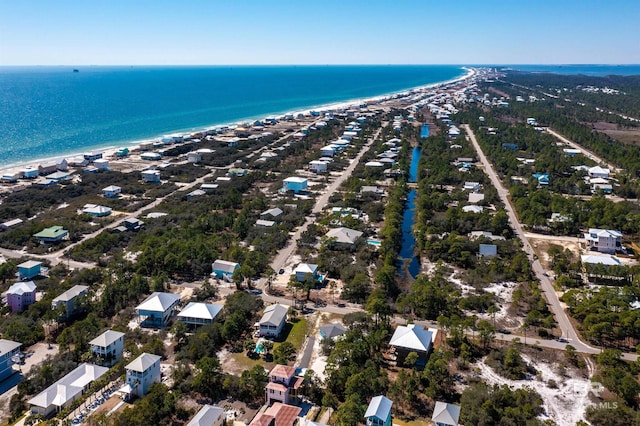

{"left": 258, "top": 304, "right": 288, "bottom": 338}
{"left": 389, "top": 324, "right": 433, "bottom": 365}
{"left": 588, "top": 166, "right": 610, "bottom": 179}
{"left": 188, "top": 152, "right": 202, "bottom": 163}
{"left": 29, "top": 363, "right": 109, "bottom": 417}
{"left": 584, "top": 228, "right": 622, "bottom": 254}
{"left": 581, "top": 254, "right": 622, "bottom": 267}
{"left": 93, "top": 159, "right": 109, "bottom": 171}
{"left": 102, "top": 185, "right": 122, "bottom": 198}
{"left": 124, "top": 353, "right": 161, "bottom": 398}
{"left": 135, "top": 292, "right": 181, "bottom": 328}
{"left": 309, "top": 160, "right": 328, "bottom": 173}
{"left": 320, "top": 146, "right": 336, "bottom": 157}
{"left": 462, "top": 205, "right": 483, "bottom": 213}
{"left": 89, "top": 330, "right": 125, "bottom": 367}
{"left": 141, "top": 169, "right": 161, "bottom": 183}
{"left": 187, "top": 405, "right": 225, "bottom": 426}
{"left": 432, "top": 401, "right": 461, "bottom": 426}
{"left": 177, "top": 302, "right": 222, "bottom": 327}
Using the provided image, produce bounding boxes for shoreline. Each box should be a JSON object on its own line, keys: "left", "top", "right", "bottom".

{"left": 0, "top": 67, "right": 475, "bottom": 175}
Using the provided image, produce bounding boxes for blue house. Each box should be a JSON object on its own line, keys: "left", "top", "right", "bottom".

{"left": 136, "top": 292, "right": 181, "bottom": 328}
{"left": 0, "top": 339, "right": 21, "bottom": 382}
{"left": 294, "top": 263, "right": 319, "bottom": 282}
{"left": 502, "top": 143, "right": 518, "bottom": 150}
{"left": 533, "top": 173, "right": 550, "bottom": 186}
{"left": 18, "top": 260, "right": 42, "bottom": 280}
{"left": 212, "top": 260, "right": 240, "bottom": 280}
{"left": 283, "top": 177, "right": 308, "bottom": 194}
{"left": 365, "top": 395, "right": 393, "bottom": 426}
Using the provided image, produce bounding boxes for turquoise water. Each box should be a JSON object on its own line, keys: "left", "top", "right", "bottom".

{"left": 0, "top": 65, "right": 466, "bottom": 167}
{"left": 500, "top": 64, "right": 640, "bottom": 76}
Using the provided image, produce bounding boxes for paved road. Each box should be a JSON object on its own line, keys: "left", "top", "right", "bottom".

{"left": 545, "top": 128, "right": 621, "bottom": 173}
{"left": 461, "top": 124, "right": 612, "bottom": 357}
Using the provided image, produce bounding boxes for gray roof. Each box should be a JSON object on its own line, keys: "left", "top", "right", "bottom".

{"left": 52, "top": 285, "right": 89, "bottom": 303}
{"left": 0, "top": 339, "right": 21, "bottom": 356}
{"left": 212, "top": 259, "right": 239, "bottom": 273}
{"left": 187, "top": 405, "right": 225, "bottom": 426}
{"left": 479, "top": 244, "right": 498, "bottom": 257}
{"left": 325, "top": 227, "right": 363, "bottom": 245}
{"left": 319, "top": 323, "right": 347, "bottom": 339}
{"left": 178, "top": 302, "right": 222, "bottom": 321}
{"left": 126, "top": 353, "right": 161, "bottom": 373}
{"left": 89, "top": 330, "right": 125, "bottom": 348}
{"left": 364, "top": 395, "right": 392, "bottom": 421}
{"left": 6, "top": 281, "right": 36, "bottom": 295}
{"left": 261, "top": 207, "right": 283, "bottom": 218}
{"left": 432, "top": 401, "right": 461, "bottom": 425}
{"left": 28, "top": 363, "right": 108, "bottom": 409}
{"left": 259, "top": 304, "right": 288, "bottom": 327}
{"left": 136, "top": 292, "right": 180, "bottom": 313}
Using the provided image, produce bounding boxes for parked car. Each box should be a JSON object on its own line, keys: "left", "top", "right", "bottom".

{"left": 278, "top": 268, "right": 285, "bottom": 274}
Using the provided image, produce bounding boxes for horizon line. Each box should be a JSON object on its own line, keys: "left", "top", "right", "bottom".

{"left": 1, "top": 63, "right": 640, "bottom": 67}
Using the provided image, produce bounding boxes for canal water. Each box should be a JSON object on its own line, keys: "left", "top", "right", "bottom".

{"left": 397, "top": 146, "right": 421, "bottom": 278}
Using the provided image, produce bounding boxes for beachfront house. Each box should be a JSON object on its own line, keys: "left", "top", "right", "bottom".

{"left": 34, "top": 225, "right": 68, "bottom": 244}
{"left": 260, "top": 207, "right": 284, "bottom": 221}
{"left": 93, "top": 159, "right": 109, "bottom": 171}
{"left": 266, "top": 364, "right": 304, "bottom": 405}
{"left": 102, "top": 185, "right": 122, "bottom": 198}
{"left": 584, "top": 228, "right": 622, "bottom": 254}
{"left": 5, "top": 281, "right": 37, "bottom": 313}
{"left": 17, "top": 260, "right": 42, "bottom": 280}
{"left": 283, "top": 177, "right": 308, "bottom": 194}
{"left": 0, "top": 340, "right": 21, "bottom": 382}
{"left": 28, "top": 363, "right": 108, "bottom": 418}
{"left": 294, "top": 263, "right": 319, "bottom": 282}
{"left": 258, "top": 304, "right": 288, "bottom": 338}
{"left": 124, "top": 353, "right": 161, "bottom": 399}
{"left": 212, "top": 260, "right": 240, "bottom": 280}
{"left": 21, "top": 167, "right": 39, "bottom": 179}
{"left": 325, "top": 227, "right": 363, "bottom": 250}
{"left": 51, "top": 285, "right": 89, "bottom": 319}
{"left": 364, "top": 396, "right": 393, "bottom": 426}
{"left": 89, "top": 330, "right": 125, "bottom": 367}
{"left": 309, "top": 160, "right": 327, "bottom": 173}
{"left": 389, "top": 324, "right": 433, "bottom": 367}
{"left": 135, "top": 292, "right": 181, "bottom": 328}
{"left": 187, "top": 405, "right": 225, "bottom": 426}
{"left": 141, "top": 169, "right": 161, "bottom": 183}
{"left": 83, "top": 152, "right": 103, "bottom": 162}
{"left": 38, "top": 162, "right": 58, "bottom": 176}
{"left": 432, "top": 401, "right": 461, "bottom": 426}
{"left": 177, "top": 302, "right": 222, "bottom": 327}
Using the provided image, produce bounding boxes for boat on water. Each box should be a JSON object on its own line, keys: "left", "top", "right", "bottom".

{"left": 73, "top": 69, "right": 79, "bottom": 73}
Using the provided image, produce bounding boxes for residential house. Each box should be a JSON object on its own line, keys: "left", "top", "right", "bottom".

{"left": 136, "top": 292, "right": 181, "bottom": 328}
{"left": 581, "top": 255, "right": 622, "bottom": 267}
{"left": 124, "top": 353, "right": 161, "bottom": 398}
{"left": 261, "top": 208, "right": 284, "bottom": 221}
{"left": 93, "top": 159, "right": 109, "bottom": 171}
{"left": 563, "top": 148, "right": 582, "bottom": 156}
{"left": 479, "top": 244, "right": 498, "bottom": 258}
{"left": 360, "top": 186, "right": 383, "bottom": 197}
{"left": 320, "top": 146, "right": 336, "bottom": 157}
{"left": 294, "top": 263, "right": 319, "bottom": 282}
{"left": 588, "top": 166, "right": 610, "bottom": 179}
{"left": 81, "top": 204, "right": 112, "bottom": 217}
{"left": 309, "top": 160, "right": 327, "bottom": 173}
{"left": 389, "top": 324, "right": 433, "bottom": 366}
{"left": 124, "top": 217, "right": 145, "bottom": 231}
{"left": 51, "top": 285, "right": 89, "bottom": 319}
{"left": 0, "top": 339, "right": 21, "bottom": 382}
{"left": 468, "top": 231, "right": 505, "bottom": 241}
{"left": 28, "top": 363, "right": 108, "bottom": 417}
{"left": 468, "top": 193, "right": 485, "bottom": 204}
{"left": 45, "top": 171, "right": 71, "bottom": 182}
{"left": 502, "top": 143, "right": 518, "bottom": 150}
{"left": 0, "top": 218, "right": 23, "bottom": 231}
{"left": 227, "top": 168, "right": 248, "bottom": 177}
{"left": 212, "top": 260, "right": 240, "bottom": 279}
{"left": 187, "top": 189, "right": 206, "bottom": 199}
{"left": 364, "top": 396, "right": 393, "bottom": 426}
{"left": 463, "top": 182, "right": 480, "bottom": 192}
{"left": 89, "top": 330, "right": 125, "bottom": 367}
{"left": 432, "top": 401, "right": 461, "bottom": 426}
{"left": 250, "top": 402, "right": 301, "bottom": 426}
{"left": 462, "top": 205, "right": 483, "bottom": 213}
{"left": 319, "top": 323, "right": 346, "bottom": 340}
{"left": 187, "top": 152, "right": 202, "bottom": 164}
{"left": 325, "top": 227, "right": 363, "bottom": 250}
{"left": 33, "top": 226, "right": 68, "bottom": 243}
{"left": 38, "top": 162, "right": 59, "bottom": 176}
{"left": 187, "top": 405, "right": 225, "bottom": 426}
{"left": 584, "top": 228, "right": 622, "bottom": 254}
{"left": 533, "top": 173, "right": 550, "bottom": 186}
{"left": 5, "top": 281, "right": 37, "bottom": 313}
{"left": 83, "top": 152, "right": 103, "bottom": 162}
{"left": 102, "top": 185, "right": 122, "bottom": 198}
{"left": 258, "top": 304, "right": 288, "bottom": 338}
{"left": 141, "top": 169, "right": 161, "bottom": 183}
{"left": 17, "top": 260, "right": 42, "bottom": 280}
{"left": 283, "top": 177, "right": 308, "bottom": 194}
{"left": 177, "top": 302, "right": 222, "bottom": 327}
{"left": 21, "top": 167, "right": 39, "bottom": 179}
{"left": 265, "top": 364, "right": 304, "bottom": 405}
{"left": 256, "top": 219, "right": 276, "bottom": 227}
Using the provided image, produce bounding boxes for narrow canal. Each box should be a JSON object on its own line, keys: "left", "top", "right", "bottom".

{"left": 397, "top": 146, "right": 421, "bottom": 278}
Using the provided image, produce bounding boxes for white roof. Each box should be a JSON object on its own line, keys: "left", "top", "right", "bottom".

{"left": 462, "top": 205, "right": 483, "bottom": 213}
{"left": 364, "top": 161, "right": 385, "bottom": 167}
{"left": 284, "top": 176, "right": 307, "bottom": 184}
{"left": 587, "top": 228, "right": 622, "bottom": 238}
{"left": 294, "top": 263, "right": 318, "bottom": 275}
{"left": 136, "top": 292, "right": 180, "bottom": 313}
{"left": 212, "top": 259, "right": 239, "bottom": 273}
{"left": 589, "top": 166, "right": 610, "bottom": 175}
{"left": 364, "top": 395, "right": 393, "bottom": 420}
{"left": 188, "top": 405, "right": 225, "bottom": 426}
{"left": 89, "top": 330, "right": 125, "bottom": 348}
{"left": 389, "top": 324, "right": 433, "bottom": 352}
{"left": 126, "top": 352, "right": 161, "bottom": 373}
{"left": 7, "top": 281, "right": 36, "bottom": 295}
{"left": 432, "top": 401, "right": 461, "bottom": 425}
{"left": 468, "top": 193, "right": 485, "bottom": 204}
{"left": 256, "top": 219, "right": 276, "bottom": 227}
{"left": 0, "top": 339, "right": 21, "bottom": 356}
{"left": 581, "top": 255, "right": 622, "bottom": 266}
{"left": 178, "top": 302, "right": 222, "bottom": 321}
{"left": 28, "top": 363, "right": 108, "bottom": 409}
{"left": 259, "top": 304, "right": 288, "bottom": 327}
{"left": 52, "top": 285, "right": 89, "bottom": 303}
{"left": 326, "top": 227, "right": 363, "bottom": 245}
{"left": 18, "top": 260, "right": 42, "bottom": 269}
{"left": 262, "top": 207, "right": 283, "bottom": 217}
{"left": 102, "top": 185, "right": 121, "bottom": 191}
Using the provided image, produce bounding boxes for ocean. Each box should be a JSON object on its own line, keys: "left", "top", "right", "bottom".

{"left": 0, "top": 65, "right": 467, "bottom": 168}
{"left": 500, "top": 64, "right": 640, "bottom": 76}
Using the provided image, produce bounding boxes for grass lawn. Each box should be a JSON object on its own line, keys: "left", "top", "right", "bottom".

{"left": 275, "top": 318, "right": 308, "bottom": 351}
{"left": 393, "top": 419, "right": 430, "bottom": 426}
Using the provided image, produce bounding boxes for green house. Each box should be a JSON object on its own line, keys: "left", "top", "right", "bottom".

{"left": 34, "top": 226, "right": 68, "bottom": 243}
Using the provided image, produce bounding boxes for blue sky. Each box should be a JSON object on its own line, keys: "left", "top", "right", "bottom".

{"left": 1, "top": 0, "right": 638, "bottom": 65}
